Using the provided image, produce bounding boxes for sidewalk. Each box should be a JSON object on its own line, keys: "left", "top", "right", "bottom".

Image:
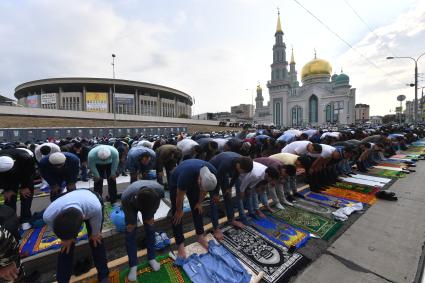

{"left": 295, "top": 161, "right": 425, "bottom": 283}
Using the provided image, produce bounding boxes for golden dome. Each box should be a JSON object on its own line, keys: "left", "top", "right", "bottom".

{"left": 301, "top": 58, "right": 332, "bottom": 79}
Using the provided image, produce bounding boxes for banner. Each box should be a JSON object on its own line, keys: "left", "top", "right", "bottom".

{"left": 26, "top": 95, "right": 39, "bottom": 108}
{"left": 41, "top": 93, "right": 57, "bottom": 105}
{"left": 86, "top": 92, "right": 108, "bottom": 112}
{"left": 115, "top": 93, "right": 134, "bottom": 105}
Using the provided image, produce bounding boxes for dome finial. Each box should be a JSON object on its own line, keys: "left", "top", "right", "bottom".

{"left": 340, "top": 67, "right": 344, "bottom": 73}
{"left": 314, "top": 48, "right": 317, "bottom": 59}
{"left": 290, "top": 46, "right": 295, "bottom": 64}
{"left": 276, "top": 7, "right": 282, "bottom": 33}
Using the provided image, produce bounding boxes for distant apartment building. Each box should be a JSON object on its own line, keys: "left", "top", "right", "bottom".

{"left": 231, "top": 104, "right": 254, "bottom": 119}
{"left": 355, "top": 104, "right": 370, "bottom": 124}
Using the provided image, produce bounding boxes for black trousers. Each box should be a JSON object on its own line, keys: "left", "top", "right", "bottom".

{"left": 93, "top": 164, "right": 117, "bottom": 203}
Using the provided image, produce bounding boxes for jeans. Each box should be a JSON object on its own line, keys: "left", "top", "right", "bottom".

{"left": 125, "top": 223, "right": 156, "bottom": 267}
{"left": 94, "top": 164, "right": 117, "bottom": 203}
{"left": 81, "top": 163, "right": 88, "bottom": 181}
{"left": 56, "top": 193, "right": 109, "bottom": 283}
{"left": 210, "top": 178, "right": 234, "bottom": 229}
{"left": 234, "top": 179, "right": 248, "bottom": 222}
{"left": 170, "top": 186, "right": 204, "bottom": 245}
{"left": 4, "top": 187, "right": 34, "bottom": 223}
{"left": 247, "top": 188, "right": 268, "bottom": 213}
{"left": 284, "top": 176, "right": 297, "bottom": 194}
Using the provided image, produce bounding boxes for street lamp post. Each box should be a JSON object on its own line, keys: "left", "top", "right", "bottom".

{"left": 387, "top": 52, "right": 425, "bottom": 124}
{"left": 112, "top": 54, "right": 116, "bottom": 125}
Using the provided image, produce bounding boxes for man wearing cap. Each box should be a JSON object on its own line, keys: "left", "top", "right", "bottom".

{"left": 126, "top": 146, "right": 156, "bottom": 183}
{"left": 43, "top": 189, "right": 109, "bottom": 283}
{"left": 88, "top": 145, "right": 119, "bottom": 204}
{"left": 170, "top": 159, "right": 217, "bottom": 259}
{"left": 34, "top": 142, "right": 61, "bottom": 163}
{"left": 121, "top": 180, "right": 164, "bottom": 281}
{"left": 0, "top": 148, "right": 35, "bottom": 224}
{"left": 39, "top": 152, "right": 80, "bottom": 201}
{"left": 155, "top": 144, "right": 182, "bottom": 187}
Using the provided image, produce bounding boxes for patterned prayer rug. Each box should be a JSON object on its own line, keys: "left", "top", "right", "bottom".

{"left": 249, "top": 214, "right": 310, "bottom": 249}
{"left": 334, "top": 182, "right": 379, "bottom": 195}
{"left": 118, "top": 255, "right": 190, "bottom": 283}
{"left": 323, "top": 187, "right": 377, "bottom": 205}
{"left": 19, "top": 224, "right": 88, "bottom": 257}
{"left": 298, "top": 189, "right": 362, "bottom": 208}
{"left": 367, "top": 168, "right": 406, "bottom": 178}
{"left": 221, "top": 225, "right": 309, "bottom": 283}
{"left": 292, "top": 197, "right": 336, "bottom": 218}
{"left": 102, "top": 202, "right": 115, "bottom": 231}
{"left": 272, "top": 206, "right": 342, "bottom": 240}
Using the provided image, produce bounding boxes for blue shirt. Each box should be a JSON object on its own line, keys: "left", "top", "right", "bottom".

{"left": 209, "top": 152, "right": 241, "bottom": 192}
{"left": 39, "top": 152, "right": 80, "bottom": 186}
{"left": 170, "top": 159, "right": 217, "bottom": 192}
{"left": 126, "top": 146, "right": 156, "bottom": 174}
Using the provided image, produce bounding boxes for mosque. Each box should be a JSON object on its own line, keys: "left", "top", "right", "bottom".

{"left": 254, "top": 13, "right": 356, "bottom": 127}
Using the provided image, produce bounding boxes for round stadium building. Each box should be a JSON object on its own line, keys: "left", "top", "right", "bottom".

{"left": 14, "top": 77, "right": 192, "bottom": 118}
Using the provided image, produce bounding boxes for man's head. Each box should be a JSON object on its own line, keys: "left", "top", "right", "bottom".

{"left": 235, "top": 156, "right": 253, "bottom": 174}
{"left": 282, "top": 165, "right": 296, "bottom": 177}
{"left": 0, "top": 156, "right": 14, "bottom": 173}
{"left": 49, "top": 152, "right": 66, "bottom": 168}
{"left": 139, "top": 151, "right": 152, "bottom": 166}
{"left": 299, "top": 133, "right": 308, "bottom": 141}
{"left": 208, "top": 141, "right": 218, "bottom": 152}
{"left": 72, "top": 142, "right": 82, "bottom": 154}
{"left": 307, "top": 143, "right": 322, "bottom": 154}
{"left": 97, "top": 146, "right": 111, "bottom": 160}
{"left": 53, "top": 207, "right": 83, "bottom": 240}
{"left": 198, "top": 166, "right": 217, "bottom": 192}
{"left": 135, "top": 187, "right": 161, "bottom": 220}
{"left": 265, "top": 167, "right": 280, "bottom": 186}
{"left": 40, "top": 145, "right": 52, "bottom": 156}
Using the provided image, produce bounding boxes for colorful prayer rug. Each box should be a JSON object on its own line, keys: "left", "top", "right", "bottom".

{"left": 292, "top": 197, "right": 336, "bottom": 218}
{"left": 298, "top": 189, "right": 362, "bottom": 208}
{"left": 249, "top": 214, "right": 310, "bottom": 249}
{"left": 367, "top": 168, "right": 406, "bottom": 178}
{"left": 272, "top": 206, "right": 342, "bottom": 240}
{"left": 221, "top": 225, "right": 309, "bottom": 283}
{"left": 102, "top": 202, "right": 115, "bottom": 231}
{"left": 323, "top": 187, "right": 377, "bottom": 205}
{"left": 19, "top": 224, "right": 88, "bottom": 257}
{"left": 334, "top": 182, "right": 379, "bottom": 195}
{"left": 338, "top": 177, "right": 385, "bottom": 188}
{"left": 119, "top": 255, "right": 190, "bottom": 283}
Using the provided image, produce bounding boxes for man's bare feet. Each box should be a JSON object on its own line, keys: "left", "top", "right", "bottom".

{"left": 231, "top": 219, "right": 245, "bottom": 229}
{"left": 177, "top": 243, "right": 186, "bottom": 259}
{"left": 213, "top": 228, "right": 224, "bottom": 241}
{"left": 197, "top": 234, "right": 209, "bottom": 250}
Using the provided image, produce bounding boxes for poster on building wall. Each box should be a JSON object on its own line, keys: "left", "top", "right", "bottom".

{"left": 114, "top": 93, "right": 134, "bottom": 106}
{"left": 41, "top": 93, "right": 57, "bottom": 105}
{"left": 86, "top": 92, "right": 108, "bottom": 112}
{"left": 26, "top": 95, "right": 38, "bottom": 108}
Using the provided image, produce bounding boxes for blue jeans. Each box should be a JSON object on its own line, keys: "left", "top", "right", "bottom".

{"left": 125, "top": 223, "right": 156, "bottom": 267}
{"left": 210, "top": 181, "right": 235, "bottom": 229}
{"left": 234, "top": 179, "right": 248, "bottom": 223}
{"left": 81, "top": 163, "right": 88, "bottom": 181}
{"left": 56, "top": 219, "right": 109, "bottom": 283}
{"left": 247, "top": 188, "right": 268, "bottom": 214}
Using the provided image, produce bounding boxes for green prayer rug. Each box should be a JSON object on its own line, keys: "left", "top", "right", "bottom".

{"left": 272, "top": 206, "right": 342, "bottom": 241}
{"left": 334, "top": 182, "right": 379, "bottom": 195}
{"left": 119, "top": 255, "right": 190, "bottom": 283}
{"left": 368, "top": 169, "right": 406, "bottom": 178}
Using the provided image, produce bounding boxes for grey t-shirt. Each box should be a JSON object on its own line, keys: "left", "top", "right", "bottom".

{"left": 121, "top": 180, "right": 164, "bottom": 225}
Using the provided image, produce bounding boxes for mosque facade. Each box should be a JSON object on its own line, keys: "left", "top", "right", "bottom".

{"left": 254, "top": 13, "right": 356, "bottom": 127}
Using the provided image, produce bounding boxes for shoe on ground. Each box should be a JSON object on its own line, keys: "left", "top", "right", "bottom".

{"left": 160, "top": 232, "right": 171, "bottom": 246}
{"left": 21, "top": 222, "right": 31, "bottom": 230}
{"left": 154, "top": 232, "right": 165, "bottom": 250}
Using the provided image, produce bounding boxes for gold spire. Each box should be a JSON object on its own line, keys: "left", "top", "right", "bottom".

{"left": 290, "top": 47, "right": 295, "bottom": 64}
{"left": 276, "top": 8, "right": 282, "bottom": 33}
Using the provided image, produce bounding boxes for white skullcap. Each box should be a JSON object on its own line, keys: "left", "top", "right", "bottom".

{"left": 49, "top": 152, "right": 66, "bottom": 165}
{"left": 0, "top": 156, "right": 14, "bottom": 172}
{"left": 199, "top": 166, "right": 217, "bottom": 192}
{"left": 97, "top": 146, "right": 111, "bottom": 160}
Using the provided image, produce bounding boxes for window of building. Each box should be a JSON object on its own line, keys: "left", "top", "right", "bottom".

{"left": 291, "top": 106, "right": 303, "bottom": 126}
{"left": 274, "top": 102, "right": 281, "bottom": 126}
{"left": 309, "top": 95, "right": 318, "bottom": 123}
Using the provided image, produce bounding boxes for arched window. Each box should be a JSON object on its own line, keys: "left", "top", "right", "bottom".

{"left": 326, "top": 104, "right": 332, "bottom": 123}
{"left": 309, "top": 95, "right": 318, "bottom": 123}
{"left": 291, "top": 106, "right": 303, "bottom": 126}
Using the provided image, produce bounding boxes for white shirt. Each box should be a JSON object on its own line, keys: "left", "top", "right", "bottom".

{"left": 177, "top": 139, "right": 199, "bottom": 157}
{"left": 281, "top": 141, "right": 311, "bottom": 155}
{"left": 35, "top": 142, "right": 61, "bottom": 162}
{"left": 319, "top": 144, "right": 336, "bottom": 158}
{"left": 239, "top": 162, "right": 267, "bottom": 192}
{"left": 43, "top": 189, "right": 103, "bottom": 235}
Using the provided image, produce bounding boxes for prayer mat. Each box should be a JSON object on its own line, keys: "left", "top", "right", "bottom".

{"left": 221, "top": 224, "right": 309, "bottom": 283}
{"left": 367, "top": 168, "right": 406, "bottom": 178}
{"left": 298, "top": 189, "right": 362, "bottom": 208}
{"left": 334, "top": 182, "right": 379, "bottom": 195}
{"left": 292, "top": 197, "right": 336, "bottom": 218}
{"left": 102, "top": 202, "right": 115, "bottom": 231}
{"left": 323, "top": 187, "right": 377, "bottom": 205}
{"left": 349, "top": 173, "right": 392, "bottom": 184}
{"left": 119, "top": 255, "right": 190, "bottom": 283}
{"left": 272, "top": 206, "right": 342, "bottom": 240}
{"left": 249, "top": 214, "right": 310, "bottom": 249}
{"left": 19, "top": 224, "right": 88, "bottom": 257}
{"left": 338, "top": 177, "right": 385, "bottom": 188}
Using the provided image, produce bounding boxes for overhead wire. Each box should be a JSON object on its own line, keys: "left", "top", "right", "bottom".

{"left": 291, "top": 0, "right": 407, "bottom": 87}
